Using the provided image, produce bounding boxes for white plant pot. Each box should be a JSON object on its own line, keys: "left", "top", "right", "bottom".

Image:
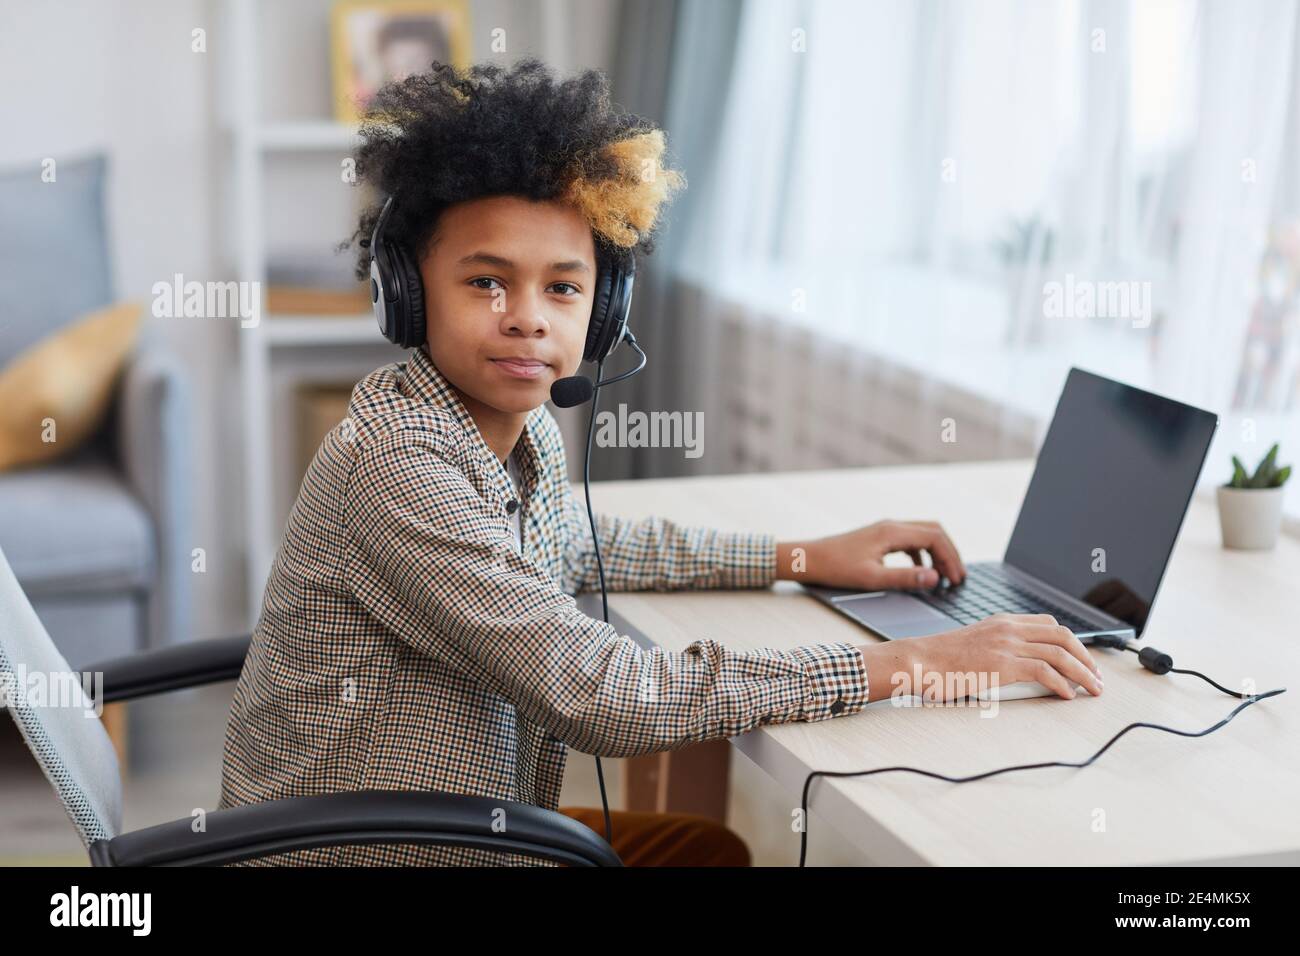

{"left": 1216, "top": 485, "right": 1286, "bottom": 551}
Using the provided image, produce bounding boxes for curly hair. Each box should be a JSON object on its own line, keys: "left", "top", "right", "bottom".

{"left": 344, "top": 58, "right": 685, "bottom": 280}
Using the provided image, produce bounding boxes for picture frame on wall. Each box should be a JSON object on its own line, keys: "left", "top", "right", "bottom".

{"left": 330, "top": 0, "right": 471, "bottom": 123}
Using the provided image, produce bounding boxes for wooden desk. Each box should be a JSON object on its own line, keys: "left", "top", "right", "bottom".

{"left": 586, "top": 460, "right": 1300, "bottom": 866}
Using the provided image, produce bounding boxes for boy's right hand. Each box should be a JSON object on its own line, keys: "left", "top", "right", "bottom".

{"left": 861, "top": 613, "right": 1104, "bottom": 702}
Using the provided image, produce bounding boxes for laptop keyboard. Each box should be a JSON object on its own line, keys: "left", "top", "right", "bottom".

{"left": 914, "top": 564, "right": 1099, "bottom": 633}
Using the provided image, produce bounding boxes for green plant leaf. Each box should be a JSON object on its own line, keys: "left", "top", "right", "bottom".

{"left": 1230, "top": 456, "right": 1249, "bottom": 488}
{"left": 1250, "top": 443, "right": 1279, "bottom": 488}
{"left": 1271, "top": 464, "right": 1291, "bottom": 488}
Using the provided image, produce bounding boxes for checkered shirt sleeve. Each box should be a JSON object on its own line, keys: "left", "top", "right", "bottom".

{"left": 342, "top": 430, "right": 870, "bottom": 758}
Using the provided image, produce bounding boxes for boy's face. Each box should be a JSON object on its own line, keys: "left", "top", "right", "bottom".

{"left": 418, "top": 195, "right": 597, "bottom": 417}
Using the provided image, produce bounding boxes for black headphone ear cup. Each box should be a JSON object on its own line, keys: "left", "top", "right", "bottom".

{"left": 585, "top": 265, "right": 614, "bottom": 363}
{"left": 392, "top": 242, "right": 426, "bottom": 348}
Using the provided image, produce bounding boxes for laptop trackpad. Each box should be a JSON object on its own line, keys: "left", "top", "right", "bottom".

{"left": 836, "top": 593, "right": 955, "bottom": 639}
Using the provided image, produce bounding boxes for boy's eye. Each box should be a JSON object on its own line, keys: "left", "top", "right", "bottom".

{"left": 549, "top": 282, "right": 580, "bottom": 296}
{"left": 469, "top": 276, "right": 503, "bottom": 291}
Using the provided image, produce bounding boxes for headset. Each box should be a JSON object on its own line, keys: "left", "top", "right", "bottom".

{"left": 368, "top": 194, "right": 636, "bottom": 364}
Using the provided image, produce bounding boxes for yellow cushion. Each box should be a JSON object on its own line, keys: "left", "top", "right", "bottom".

{"left": 0, "top": 302, "right": 143, "bottom": 472}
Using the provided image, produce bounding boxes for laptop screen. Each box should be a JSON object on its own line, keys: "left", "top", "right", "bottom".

{"left": 1004, "top": 368, "right": 1217, "bottom": 636}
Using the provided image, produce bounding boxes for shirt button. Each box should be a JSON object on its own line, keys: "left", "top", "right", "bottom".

{"left": 505, "top": 499, "right": 519, "bottom": 515}
{"left": 830, "top": 699, "right": 846, "bottom": 716}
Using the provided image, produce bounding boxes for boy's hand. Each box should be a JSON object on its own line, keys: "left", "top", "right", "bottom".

{"left": 861, "top": 613, "right": 1103, "bottom": 702}
{"left": 775, "top": 521, "right": 967, "bottom": 590}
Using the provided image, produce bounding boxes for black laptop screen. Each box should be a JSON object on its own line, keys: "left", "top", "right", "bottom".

{"left": 1004, "top": 368, "right": 1217, "bottom": 636}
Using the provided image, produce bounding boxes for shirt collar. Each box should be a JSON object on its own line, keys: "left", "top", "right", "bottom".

{"left": 400, "top": 346, "right": 544, "bottom": 497}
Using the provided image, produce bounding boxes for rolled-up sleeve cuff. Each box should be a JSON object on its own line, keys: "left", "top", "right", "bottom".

{"left": 715, "top": 531, "right": 778, "bottom": 589}
{"left": 787, "top": 643, "right": 869, "bottom": 721}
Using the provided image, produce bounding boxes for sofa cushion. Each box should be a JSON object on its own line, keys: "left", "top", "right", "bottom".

{"left": 0, "top": 302, "right": 142, "bottom": 472}
{"left": 0, "top": 154, "right": 114, "bottom": 366}
{"left": 0, "top": 456, "right": 154, "bottom": 595}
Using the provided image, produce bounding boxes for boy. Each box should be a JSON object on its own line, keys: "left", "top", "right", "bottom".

{"left": 219, "top": 60, "right": 1101, "bottom": 866}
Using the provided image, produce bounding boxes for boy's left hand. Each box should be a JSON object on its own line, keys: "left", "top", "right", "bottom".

{"left": 775, "top": 521, "right": 967, "bottom": 590}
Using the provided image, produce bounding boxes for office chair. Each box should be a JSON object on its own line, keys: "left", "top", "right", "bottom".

{"left": 0, "top": 544, "right": 621, "bottom": 867}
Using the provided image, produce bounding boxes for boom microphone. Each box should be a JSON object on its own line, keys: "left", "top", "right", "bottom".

{"left": 550, "top": 374, "right": 595, "bottom": 408}
{"left": 549, "top": 328, "right": 647, "bottom": 408}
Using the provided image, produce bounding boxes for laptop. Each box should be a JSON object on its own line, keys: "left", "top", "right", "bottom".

{"left": 804, "top": 367, "right": 1218, "bottom": 645}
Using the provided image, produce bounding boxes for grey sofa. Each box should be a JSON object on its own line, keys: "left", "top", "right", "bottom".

{"left": 0, "top": 153, "right": 191, "bottom": 668}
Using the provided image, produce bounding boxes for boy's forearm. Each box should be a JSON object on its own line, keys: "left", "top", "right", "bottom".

{"left": 858, "top": 640, "right": 923, "bottom": 703}
{"left": 567, "top": 513, "right": 779, "bottom": 593}
{"left": 774, "top": 539, "right": 810, "bottom": 581}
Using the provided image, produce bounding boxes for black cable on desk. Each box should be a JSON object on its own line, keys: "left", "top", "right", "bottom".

{"left": 796, "top": 642, "right": 1285, "bottom": 867}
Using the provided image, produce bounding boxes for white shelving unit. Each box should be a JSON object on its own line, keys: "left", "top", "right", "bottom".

{"left": 228, "top": 0, "right": 401, "bottom": 625}
{"left": 261, "top": 316, "right": 378, "bottom": 346}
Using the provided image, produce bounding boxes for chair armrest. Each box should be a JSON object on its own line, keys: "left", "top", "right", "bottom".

{"left": 115, "top": 347, "right": 192, "bottom": 649}
{"left": 84, "top": 634, "right": 250, "bottom": 703}
{"left": 90, "top": 790, "right": 622, "bottom": 867}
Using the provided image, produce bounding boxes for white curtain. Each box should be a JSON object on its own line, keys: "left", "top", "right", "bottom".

{"left": 672, "top": 0, "right": 1300, "bottom": 509}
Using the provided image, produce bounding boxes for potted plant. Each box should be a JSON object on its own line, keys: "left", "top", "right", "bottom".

{"left": 1217, "top": 443, "right": 1292, "bottom": 550}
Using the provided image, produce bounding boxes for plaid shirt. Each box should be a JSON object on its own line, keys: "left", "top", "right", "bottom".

{"left": 218, "top": 345, "right": 868, "bottom": 865}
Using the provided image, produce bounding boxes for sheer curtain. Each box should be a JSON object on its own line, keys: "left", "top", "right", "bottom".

{"left": 662, "top": 0, "right": 1300, "bottom": 514}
